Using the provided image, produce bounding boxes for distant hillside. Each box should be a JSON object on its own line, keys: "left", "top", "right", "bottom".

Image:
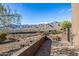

{"left": 20, "top": 21, "right": 61, "bottom": 31}
{"left": 0, "top": 21, "right": 61, "bottom": 31}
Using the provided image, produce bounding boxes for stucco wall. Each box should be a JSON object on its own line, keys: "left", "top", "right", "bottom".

{"left": 72, "top": 3, "right": 79, "bottom": 47}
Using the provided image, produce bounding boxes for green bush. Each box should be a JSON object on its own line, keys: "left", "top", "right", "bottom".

{"left": 43, "top": 31, "right": 50, "bottom": 36}
{"left": 50, "top": 29, "right": 61, "bottom": 34}
{"left": 0, "top": 33, "right": 7, "bottom": 42}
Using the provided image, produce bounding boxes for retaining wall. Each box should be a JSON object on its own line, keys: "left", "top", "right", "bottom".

{"left": 12, "top": 36, "right": 47, "bottom": 56}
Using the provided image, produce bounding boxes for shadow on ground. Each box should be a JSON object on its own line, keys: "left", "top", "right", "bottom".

{"left": 34, "top": 36, "right": 52, "bottom": 56}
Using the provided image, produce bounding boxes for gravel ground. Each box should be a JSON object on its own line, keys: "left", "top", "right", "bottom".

{"left": 1, "top": 33, "right": 79, "bottom": 56}
{"left": 35, "top": 39, "right": 79, "bottom": 56}
{"left": 0, "top": 34, "right": 43, "bottom": 56}
{"left": 35, "top": 34, "right": 79, "bottom": 56}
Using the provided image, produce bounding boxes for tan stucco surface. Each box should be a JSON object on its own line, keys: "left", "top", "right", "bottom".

{"left": 72, "top": 3, "right": 79, "bottom": 47}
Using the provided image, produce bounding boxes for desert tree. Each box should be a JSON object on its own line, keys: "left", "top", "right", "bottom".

{"left": 60, "top": 20, "right": 71, "bottom": 42}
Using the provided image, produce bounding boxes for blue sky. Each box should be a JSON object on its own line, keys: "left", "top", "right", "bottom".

{"left": 4, "top": 3, "right": 71, "bottom": 25}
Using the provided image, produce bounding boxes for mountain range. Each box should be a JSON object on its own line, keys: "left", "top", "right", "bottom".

{"left": 0, "top": 21, "right": 61, "bottom": 31}
{"left": 20, "top": 21, "right": 61, "bottom": 31}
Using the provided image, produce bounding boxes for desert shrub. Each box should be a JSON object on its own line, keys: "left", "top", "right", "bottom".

{"left": 39, "top": 31, "right": 44, "bottom": 33}
{"left": 56, "top": 36, "right": 61, "bottom": 41}
{"left": 0, "top": 33, "right": 7, "bottom": 42}
{"left": 43, "top": 31, "right": 50, "bottom": 36}
{"left": 50, "top": 29, "right": 61, "bottom": 34}
{"left": 53, "top": 36, "right": 61, "bottom": 41}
